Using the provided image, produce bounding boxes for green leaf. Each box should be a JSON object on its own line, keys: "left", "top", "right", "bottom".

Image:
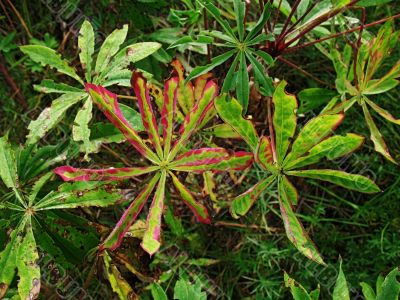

{"left": 273, "top": 81, "right": 298, "bottom": 164}
{"left": 245, "top": 2, "right": 272, "bottom": 42}
{"left": 221, "top": 53, "right": 240, "bottom": 93}
{"left": 236, "top": 51, "right": 250, "bottom": 111}
{"left": 0, "top": 222, "right": 25, "bottom": 299}
{"left": 120, "top": 104, "right": 145, "bottom": 131}
{"left": 78, "top": 20, "right": 95, "bottom": 82}
{"left": 72, "top": 96, "right": 93, "bottom": 158}
{"left": 360, "top": 282, "right": 376, "bottom": 300}
{"left": 16, "top": 217, "right": 40, "bottom": 300}
{"left": 27, "top": 93, "right": 85, "bottom": 145}
{"left": 95, "top": 25, "right": 128, "bottom": 76}
{"left": 284, "top": 272, "right": 313, "bottom": 300}
{"left": 35, "top": 181, "right": 122, "bottom": 210}
{"left": 20, "top": 45, "right": 83, "bottom": 84}
{"left": 287, "top": 169, "right": 381, "bottom": 193}
{"left": 333, "top": 261, "right": 350, "bottom": 300}
{"left": 246, "top": 51, "right": 273, "bottom": 97}
{"left": 364, "top": 78, "right": 398, "bottom": 95}
{"left": 358, "top": 0, "right": 393, "bottom": 7}
{"left": 197, "top": 0, "right": 237, "bottom": 40}
{"left": 297, "top": 88, "right": 338, "bottom": 114}
{"left": 103, "top": 42, "right": 162, "bottom": 78}
{"left": 234, "top": 0, "right": 245, "bottom": 41}
{"left": 278, "top": 176, "right": 325, "bottom": 265}
{"left": 151, "top": 283, "right": 168, "bottom": 300}
{"left": 33, "top": 79, "right": 83, "bottom": 94}
{"left": 255, "top": 50, "right": 274, "bottom": 65}
{"left": 174, "top": 278, "right": 207, "bottom": 300}
{"left": 214, "top": 95, "right": 259, "bottom": 151}
{"left": 361, "top": 101, "right": 396, "bottom": 163}
{"left": 285, "top": 133, "right": 364, "bottom": 170}
{"left": 376, "top": 267, "right": 400, "bottom": 300}
{"left": 231, "top": 175, "right": 275, "bottom": 218}
{"left": 365, "top": 97, "right": 400, "bottom": 125}
{"left": 103, "top": 251, "right": 135, "bottom": 300}
{"left": 186, "top": 50, "right": 235, "bottom": 83}
{"left": 168, "top": 35, "right": 214, "bottom": 49}
{"left": 284, "top": 114, "right": 344, "bottom": 163}
{"left": 0, "top": 136, "right": 18, "bottom": 189}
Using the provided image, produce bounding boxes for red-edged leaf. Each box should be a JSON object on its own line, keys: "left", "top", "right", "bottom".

{"left": 284, "top": 114, "right": 344, "bottom": 164}
{"left": 278, "top": 176, "right": 325, "bottom": 265}
{"left": 171, "top": 59, "right": 195, "bottom": 114}
{"left": 161, "top": 77, "right": 179, "bottom": 156}
{"left": 230, "top": 175, "right": 275, "bottom": 218}
{"left": 141, "top": 170, "right": 167, "bottom": 255}
{"left": 54, "top": 165, "right": 158, "bottom": 181}
{"left": 131, "top": 72, "right": 164, "bottom": 158}
{"left": 194, "top": 73, "right": 213, "bottom": 100}
{"left": 100, "top": 173, "right": 161, "bottom": 251}
{"left": 168, "top": 80, "right": 219, "bottom": 160}
{"left": 85, "top": 83, "right": 159, "bottom": 163}
{"left": 170, "top": 148, "right": 253, "bottom": 172}
{"left": 170, "top": 172, "right": 210, "bottom": 224}
{"left": 256, "top": 136, "right": 275, "bottom": 172}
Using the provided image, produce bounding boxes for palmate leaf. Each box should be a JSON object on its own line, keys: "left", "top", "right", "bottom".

{"left": 57, "top": 72, "right": 252, "bottom": 256}
{"left": 216, "top": 82, "right": 380, "bottom": 264}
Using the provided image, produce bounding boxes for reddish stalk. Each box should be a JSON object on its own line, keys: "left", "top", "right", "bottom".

{"left": 283, "top": 0, "right": 362, "bottom": 48}
{"left": 0, "top": 53, "right": 27, "bottom": 108}
{"left": 278, "top": 0, "right": 302, "bottom": 40}
{"left": 277, "top": 56, "right": 334, "bottom": 88}
{"left": 282, "top": 0, "right": 321, "bottom": 39}
{"left": 282, "top": 13, "right": 400, "bottom": 54}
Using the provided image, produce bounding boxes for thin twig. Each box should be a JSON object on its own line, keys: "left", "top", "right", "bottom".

{"left": 277, "top": 56, "right": 335, "bottom": 88}
{"left": 0, "top": 53, "right": 27, "bottom": 108}
{"left": 4, "top": 0, "right": 32, "bottom": 38}
{"left": 282, "top": 12, "right": 400, "bottom": 54}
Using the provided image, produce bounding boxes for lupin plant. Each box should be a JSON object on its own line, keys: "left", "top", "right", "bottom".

{"left": 54, "top": 71, "right": 253, "bottom": 255}
{"left": 20, "top": 20, "right": 161, "bottom": 157}
{"left": 215, "top": 81, "right": 380, "bottom": 264}
{"left": 327, "top": 22, "right": 400, "bottom": 163}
